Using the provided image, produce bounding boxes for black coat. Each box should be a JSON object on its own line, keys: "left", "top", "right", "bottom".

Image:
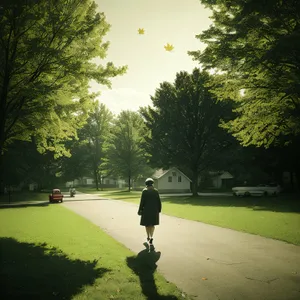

{"left": 138, "top": 187, "right": 162, "bottom": 226}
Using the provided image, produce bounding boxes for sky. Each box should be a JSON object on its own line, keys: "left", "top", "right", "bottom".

{"left": 91, "top": 0, "right": 212, "bottom": 115}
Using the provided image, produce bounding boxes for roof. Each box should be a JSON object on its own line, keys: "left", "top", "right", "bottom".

{"left": 209, "top": 171, "right": 234, "bottom": 179}
{"left": 220, "top": 171, "right": 234, "bottom": 179}
{"left": 152, "top": 169, "right": 169, "bottom": 179}
{"left": 152, "top": 167, "right": 192, "bottom": 182}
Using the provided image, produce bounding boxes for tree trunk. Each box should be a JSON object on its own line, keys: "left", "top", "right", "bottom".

{"left": 290, "top": 171, "right": 294, "bottom": 191}
{"left": 128, "top": 175, "right": 131, "bottom": 192}
{"left": 192, "top": 170, "right": 198, "bottom": 197}
{"left": 0, "top": 153, "right": 4, "bottom": 194}
{"left": 295, "top": 170, "right": 300, "bottom": 192}
{"left": 93, "top": 167, "right": 99, "bottom": 190}
{"left": 99, "top": 174, "right": 104, "bottom": 191}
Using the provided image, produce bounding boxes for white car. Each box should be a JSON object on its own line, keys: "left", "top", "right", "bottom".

{"left": 232, "top": 184, "right": 281, "bottom": 197}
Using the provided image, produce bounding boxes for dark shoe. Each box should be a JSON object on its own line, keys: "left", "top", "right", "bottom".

{"left": 147, "top": 237, "right": 150, "bottom": 242}
{"left": 149, "top": 238, "right": 153, "bottom": 245}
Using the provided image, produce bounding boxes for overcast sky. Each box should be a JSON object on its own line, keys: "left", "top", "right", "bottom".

{"left": 91, "top": 0, "right": 212, "bottom": 115}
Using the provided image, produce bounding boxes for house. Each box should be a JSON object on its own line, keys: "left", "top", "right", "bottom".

{"left": 101, "top": 177, "right": 126, "bottom": 188}
{"left": 28, "top": 182, "right": 38, "bottom": 191}
{"left": 66, "top": 176, "right": 126, "bottom": 188}
{"left": 208, "top": 171, "right": 234, "bottom": 189}
{"left": 152, "top": 167, "right": 191, "bottom": 193}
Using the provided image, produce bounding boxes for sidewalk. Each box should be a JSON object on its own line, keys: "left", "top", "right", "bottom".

{"left": 63, "top": 196, "right": 300, "bottom": 300}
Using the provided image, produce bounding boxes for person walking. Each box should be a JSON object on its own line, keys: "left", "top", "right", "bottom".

{"left": 138, "top": 178, "right": 162, "bottom": 245}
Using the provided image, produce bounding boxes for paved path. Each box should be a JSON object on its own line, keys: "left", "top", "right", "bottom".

{"left": 63, "top": 193, "right": 300, "bottom": 300}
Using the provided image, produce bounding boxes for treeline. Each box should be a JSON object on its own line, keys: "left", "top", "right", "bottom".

{"left": 1, "top": 0, "right": 299, "bottom": 194}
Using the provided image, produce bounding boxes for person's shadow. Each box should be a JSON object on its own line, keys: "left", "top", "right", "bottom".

{"left": 126, "top": 243, "right": 178, "bottom": 300}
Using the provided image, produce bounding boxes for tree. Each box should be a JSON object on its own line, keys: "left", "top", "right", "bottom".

{"left": 59, "top": 140, "right": 92, "bottom": 184}
{"left": 0, "top": 0, "right": 127, "bottom": 157}
{"left": 189, "top": 0, "right": 300, "bottom": 148}
{"left": 60, "top": 102, "right": 113, "bottom": 190}
{"left": 107, "top": 111, "right": 149, "bottom": 191}
{"left": 2, "top": 141, "right": 63, "bottom": 190}
{"left": 140, "top": 68, "right": 233, "bottom": 196}
{"left": 83, "top": 102, "right": 113, "bottom": 190}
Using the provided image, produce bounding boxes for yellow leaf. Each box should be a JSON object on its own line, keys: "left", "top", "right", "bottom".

{"left": 138, "top": 28, "right": 145, "bottom": 34}
{"left": 202, "top": 277, "right": 208, "bottom": 280}
{"left": 164, "top": 43, "right": 174, "bottom": 51}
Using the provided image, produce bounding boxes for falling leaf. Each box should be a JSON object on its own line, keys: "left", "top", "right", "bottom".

{"left": 202, "top": 277, "right": 208, "bottom": 280}
{"left": 138, "top": 28, "right": 145, "bottom": 34}
{"left": 164, "top": 43, "right": 174, "bottom": 51}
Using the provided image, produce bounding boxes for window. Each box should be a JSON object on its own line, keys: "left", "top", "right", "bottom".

{"left": 178, "top": 176, "right": 182, "bottom": 182}
{"left": 168, "top": 176, "right": 172, "bottom": 182}
{"left": 172, "top": 172, "right": 177, "bottom": 176}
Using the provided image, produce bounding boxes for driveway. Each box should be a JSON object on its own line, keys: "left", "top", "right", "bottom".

{"left": 63, "top": 193, "right": 300, "bottom": 300}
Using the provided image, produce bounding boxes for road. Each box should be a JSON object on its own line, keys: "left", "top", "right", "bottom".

{"left": 63, "top": 193, "right": 300, "bottom": 300}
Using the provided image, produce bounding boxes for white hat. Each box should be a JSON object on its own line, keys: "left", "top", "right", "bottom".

{"left": 145, "top": 178, "right": 154, "bottom": 185}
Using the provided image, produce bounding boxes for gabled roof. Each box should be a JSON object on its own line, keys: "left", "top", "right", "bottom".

{"left": 209, "top": 171, "right": 234, "bottom": 179}
{"left": 220, "top": 171, "right": 234, "bottom": 179}
{"left": 152, "top": 169, "right": 169, "bottom": 179}
{"left": 152, "top": 167, "right": 192, "bottom": 182}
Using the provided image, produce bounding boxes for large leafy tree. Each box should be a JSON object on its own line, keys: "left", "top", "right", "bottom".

{"left": 0, "top": 0, "right": 126, "bottom": 157}
{"left": 2, "top": 141, "right": 63, "bottom": 189}
{"left": 141, "top": 68, "right": 233, "bottom": 196}
{"left": 59, "top": 140, "right": 92, "bottom": 184}
{"left": 107, "top": 111, "right": 149, "bottom": 191}
{"left": 189, "top": 0, "right": 300, "bottom": 148}
{"left": 82, "top": 102, "right": 113, "bottom": 190}
{"left": 60, "top": 102, "right": 113, "bottom": 190}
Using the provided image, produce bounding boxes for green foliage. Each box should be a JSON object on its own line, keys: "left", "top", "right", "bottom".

{"left": 2, "top": 141, "right": 63, "bottom": 189}
{"left": 82, "top": 102, "right": 113, "bottom": 188}
{"left": 0, "top": 0, "right": 127, "bottom": 157}
{"left": 60, "top": 102, "right": 113, "bottom": 188}
{"left": 189, "top": 0, "right": 300, "bottom": 147}
{"left": 107, "top": 111, "right": 150, "bottom": 189}
{"left": 140, "top": 68, "right": 233, "bottom": 195}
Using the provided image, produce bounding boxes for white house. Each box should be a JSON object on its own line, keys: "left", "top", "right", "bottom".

{"left": 66, "top": 177, "right": 125, "bottom": 188}
{"left": 152, "top": 167, "right": 191, "bottom": 193}
{"left": 209, "top": 171, "right": 234, "bottom": 189}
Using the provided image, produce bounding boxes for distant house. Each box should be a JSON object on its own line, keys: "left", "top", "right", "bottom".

{"left": 152, "top": 167, "right": 191, "bottom": 193}
{"left": 209, "top": 171, "right": 234, "bottom": 189}
{"left": 28, "top": 182, "right": 38, "bottom": 191}
{"left": 66, "top": 177, "right": 126, "bottom": 188}
{"left": 101, "top": 177, "right": 126, "bottom": 188}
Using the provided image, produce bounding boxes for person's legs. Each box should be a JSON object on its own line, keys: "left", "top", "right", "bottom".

{"left": 149, "top": 226, "right": 155, "bottom": 244}
{"left": 145, "top": 226, "right": 151, "bottom": 240}
{"left": 149, "top": 226, "right": 155, "bottom": 238}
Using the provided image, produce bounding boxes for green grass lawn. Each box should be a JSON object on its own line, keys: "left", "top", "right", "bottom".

{"left": 86, "top": 190, "right": 300, "bottom": 245}
{"left": 76, "top": 187, "right": 135, "bottom": 195}
{"left": 0, "top": 204, "right": 188, "bottom": 300}
{"left": 0, "top": 191, "right": 48, "bottom": 204}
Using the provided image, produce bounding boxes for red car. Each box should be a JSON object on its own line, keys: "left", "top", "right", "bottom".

{"left": 49, "top": 189, "right": 64, "bottom": 203}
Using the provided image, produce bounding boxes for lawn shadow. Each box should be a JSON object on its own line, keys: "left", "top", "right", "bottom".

{"left": 0, "top": 202, "right": 49, "bottom": 209}
{"left": 126, "top": 246, "right": 178, "bottom": 300}
{"left": 0, "top": 237, "right": 109, "bottom": 299}
{"left": 162, "top": 194, "right": 300, "bottom": 213}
